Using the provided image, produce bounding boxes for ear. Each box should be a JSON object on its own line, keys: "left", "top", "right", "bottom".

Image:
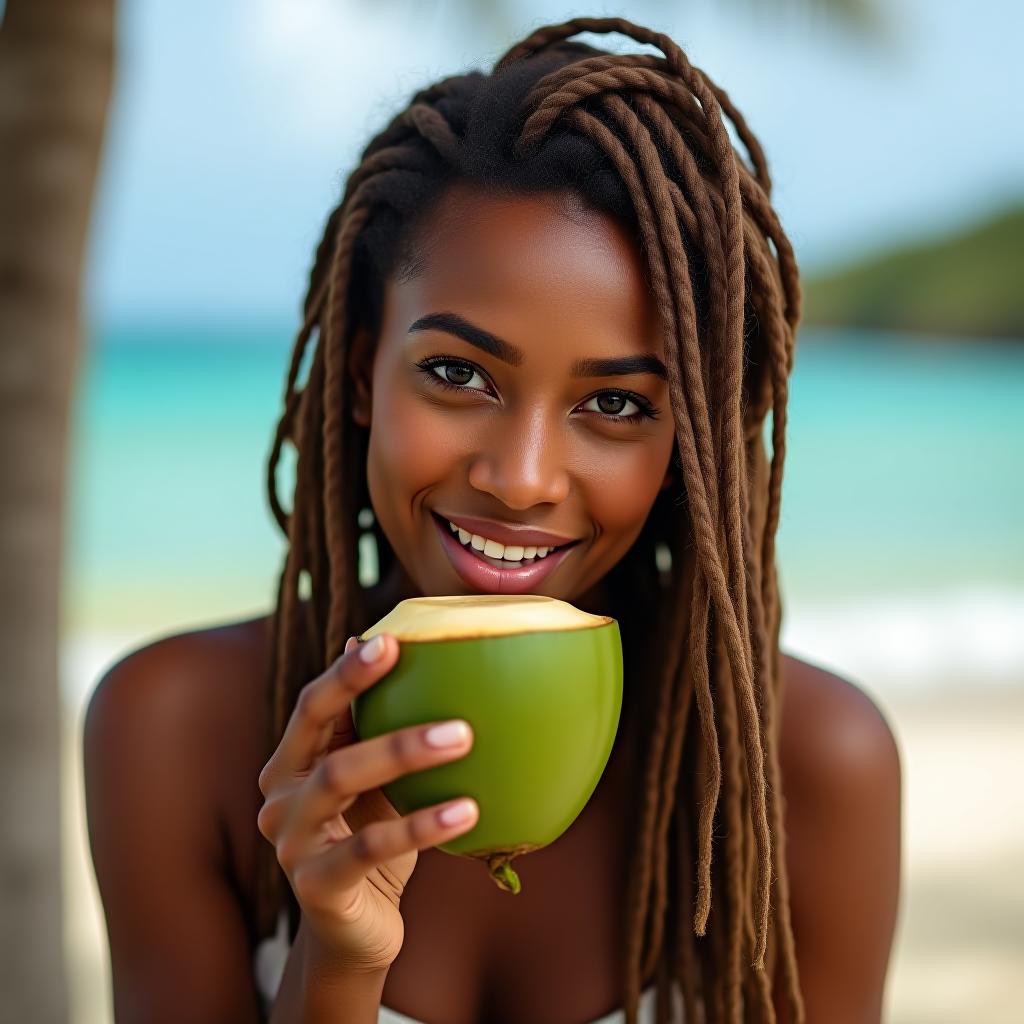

{"left": 348, "top": 324, "right": 375, "bottom": 428}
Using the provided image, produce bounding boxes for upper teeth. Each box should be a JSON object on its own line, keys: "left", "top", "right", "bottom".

{"left": 446, "top": 519, "right": 557, "bottom": 561}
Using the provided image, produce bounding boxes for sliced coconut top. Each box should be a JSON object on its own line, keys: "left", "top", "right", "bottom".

{"left": 359, "top": 594, "right": 614, "bottom": 643}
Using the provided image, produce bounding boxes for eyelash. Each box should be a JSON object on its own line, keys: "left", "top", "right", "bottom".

{"left": 415, "top": 356, "right": 660, "bottom": 425}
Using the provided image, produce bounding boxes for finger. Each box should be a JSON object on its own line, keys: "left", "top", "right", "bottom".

{"left": 283, "top": 718, "right": 474, "bottom": 840}
{"left": 259, "top": 633, "right": 397, "bottom": 794}
{"left": 257, "top": 781, "right": 301, "bottom": 845}
{"left": 291, "top": 797, "right": 480, "bottom": 903}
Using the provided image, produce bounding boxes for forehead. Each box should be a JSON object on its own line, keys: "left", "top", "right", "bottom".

{"left": 391, "top": 184, "right": 660, "bottom": 354}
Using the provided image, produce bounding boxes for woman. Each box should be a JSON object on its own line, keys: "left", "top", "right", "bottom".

{"left": 84, "top": 16, "right": 901, "bottom": 1024}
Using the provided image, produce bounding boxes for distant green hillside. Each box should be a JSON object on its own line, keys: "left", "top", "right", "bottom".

{"left": 802, "top": 204, "right": 1024, "bottom": 340}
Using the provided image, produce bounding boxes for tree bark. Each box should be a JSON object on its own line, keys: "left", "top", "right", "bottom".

{"left": 0, "top": 0, "right": 114, "bottom": 1020}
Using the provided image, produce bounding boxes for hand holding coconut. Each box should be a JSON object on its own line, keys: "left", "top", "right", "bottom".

{"left": 351, "top": 595, "right": 623, "bottom": 896}
{"left": 256, "top": 633, "right": 479, "bottom": 973}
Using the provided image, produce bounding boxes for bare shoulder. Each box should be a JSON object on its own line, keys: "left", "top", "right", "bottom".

{"left": 83, "top": 612, "right": 273, "bottom": 1023}
{"left": 83, "top": 609, "right": 275, "bottom": 900}
{"left": 774, "top": 652, "right": 902, "bottom": 1023}
{"left": 85, "top": 612, "right": 273, "bottom": 766}
{"left": 85, "top": 614, "right": 273, "bottom": 815}
{"left": 777, "top": 651, "right": 901, "bottom": 793}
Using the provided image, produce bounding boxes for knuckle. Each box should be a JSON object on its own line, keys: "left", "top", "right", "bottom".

{"left": 408, "top": 809, "right": 438, "bottom": 847}
{"left": 327, "top": 651, "right": 357, "bottom": 683}
{"left": 389, "top": 730, "right": 421, "bottom": 772}
{"left": 319, "top": 750, "right": 354, "bottom": 796}
{"left": 296, "top": 665, "right": 358, "bottom": 725}
{"left": 257, "top": 761, "right": 275, "bottom": 798}
{"left": 275, "top": 835, "right": 301, "bottom": 873}
{"left": 291, "top": 862, "right": 320, "bottom": 905}
{"left": 295, "top": 683, "right": 319, "bottom": 721}
{"left": 256, "top": 801, "right": 276, "bottom": 842}
{"left": 351, "top": 822, "right": 387, "bottom": 865}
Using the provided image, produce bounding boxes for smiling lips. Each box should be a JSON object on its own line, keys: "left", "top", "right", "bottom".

{"left": 431, "top": 511, "right": 580, "bottom": 594}
{"left": 438, "top": 514, "right": 571, "bottom": 566}
{"left": 436, "top": 510, "right": 578, "bottom": 551}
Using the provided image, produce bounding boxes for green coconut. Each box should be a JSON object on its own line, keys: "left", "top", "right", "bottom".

{"left": 351, "top": 594, "right": 622, "bottom": 895}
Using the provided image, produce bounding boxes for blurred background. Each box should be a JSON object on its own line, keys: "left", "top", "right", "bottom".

{"left": 2, "top": 0, "right": 1021, "bottom": 1022}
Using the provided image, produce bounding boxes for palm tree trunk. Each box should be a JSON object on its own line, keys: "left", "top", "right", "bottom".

{"left": 0, "top": 1, "right": 114, "bottom": 1020}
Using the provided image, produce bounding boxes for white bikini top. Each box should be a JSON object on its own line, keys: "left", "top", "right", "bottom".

{"left": 254, "top": 909, "right": 682, "bottom": 1022}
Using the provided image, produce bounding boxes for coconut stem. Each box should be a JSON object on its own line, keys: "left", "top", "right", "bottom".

{"left": 486, "top": 854, "right": 522, "bottom": 894}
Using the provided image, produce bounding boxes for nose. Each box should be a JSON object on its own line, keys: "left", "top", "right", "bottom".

{"left": 467, "top": 406, "right": 571, "bottom": 509}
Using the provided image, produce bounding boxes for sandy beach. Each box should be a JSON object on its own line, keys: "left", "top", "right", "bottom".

{"left": 59, "top": 668, "right": 1024, "bottom": 1023}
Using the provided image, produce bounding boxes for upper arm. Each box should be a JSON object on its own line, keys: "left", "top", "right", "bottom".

{"left": 775, "top": 656, "right": 903, "bottom": 1024}
{"left": 84, "top": 635, "right": 264, "bottom": 1024}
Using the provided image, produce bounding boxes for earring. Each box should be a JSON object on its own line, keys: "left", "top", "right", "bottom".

{"left": 357, "top": 507, "right": 379, "bottom": 587}
{"left": 654, "top": 542, "right": 673, "bottom": 584}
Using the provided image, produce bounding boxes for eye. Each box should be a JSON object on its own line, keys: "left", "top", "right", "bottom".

{"left": 579, "top": 392, "right": 656, "bottom": 424}
{"left": 418, "top": 358, "right": 491, "bottom": 394}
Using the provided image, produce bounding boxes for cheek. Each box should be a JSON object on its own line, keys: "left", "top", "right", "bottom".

{"left": 365, "top": 372, "right": 465, "bottom": 503}
{"left": 580, "top": 440, "right": 673, "bottom": 538}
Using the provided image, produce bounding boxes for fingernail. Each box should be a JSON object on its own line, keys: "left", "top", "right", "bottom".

{"left": 438, "top": 799, "right": 476, "bottom": 827}
{"left": 424, "top": 720, "right": 471, "bottom": 748}
{"left": 359, "top": 635, "right": 386, "bottom": 663}
{"left": 344, "top": 636, "right": 357, "bottom": 653}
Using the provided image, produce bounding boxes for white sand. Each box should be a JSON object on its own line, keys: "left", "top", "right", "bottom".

{"left": 881, "top": 689, "right": 1024, "bottom": 1023}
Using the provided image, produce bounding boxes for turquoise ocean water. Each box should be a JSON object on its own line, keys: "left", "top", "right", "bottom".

{"left": 63, "top": 324, "right": 1024, "bottom": 698}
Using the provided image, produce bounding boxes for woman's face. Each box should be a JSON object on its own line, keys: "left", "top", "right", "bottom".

{"left": 348, "top": 184, "right": 677, "bottom": 609}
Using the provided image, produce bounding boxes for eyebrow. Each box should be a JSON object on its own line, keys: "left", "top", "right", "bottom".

{"left": 407, "top": 311, "right": 668, "bottom": 380}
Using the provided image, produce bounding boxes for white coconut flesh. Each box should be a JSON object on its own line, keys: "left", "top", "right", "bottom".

{"left": 359, "top": 594, "right": 612, "bottom": 643}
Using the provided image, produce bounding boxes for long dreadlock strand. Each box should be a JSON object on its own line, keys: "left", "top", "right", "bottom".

{"left": 563, "top": 102, "right": 725, "bottom": 954}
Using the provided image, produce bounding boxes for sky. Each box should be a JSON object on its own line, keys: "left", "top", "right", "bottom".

{"left": 85, "top": 0, "right": 1024, "bottom": 325}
